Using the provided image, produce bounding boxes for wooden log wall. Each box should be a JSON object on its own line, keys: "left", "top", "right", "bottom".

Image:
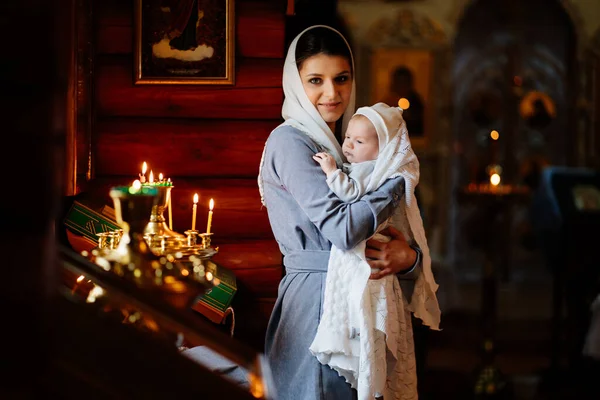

{"left": 91, "top": 0, "right": 286, "bottom": 349}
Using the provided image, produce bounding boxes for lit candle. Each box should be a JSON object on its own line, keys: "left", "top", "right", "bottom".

{"left": 149, "top": 170, "right": 154, "bottom": 184}
{"left": 159, "top": 172, "right": 164, "bottom": 183}
{"left": 139, "top": 162, "right": 147, "bottom": 183}
{"left": 192, "top": 193, "right": 199, "bottom": 231}
{"left": 168, "top": 191, "right": 173, "bottom": 230}
{"left": 71, "top": 274, "right": 85, "bottom": 294}
{"left": 206, "top": 198, "right": 214, "bottom": 234}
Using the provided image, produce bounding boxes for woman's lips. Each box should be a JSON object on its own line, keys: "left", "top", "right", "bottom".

{"left": 319, "top": 102, "right": 340, "bottom": 111}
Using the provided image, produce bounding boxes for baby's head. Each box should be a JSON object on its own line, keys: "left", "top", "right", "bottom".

{"left": 343, "top": 103, "right": 404, "bottom": 163}
{"left": 342, "top": 114, "right": 379, "bottom": 163}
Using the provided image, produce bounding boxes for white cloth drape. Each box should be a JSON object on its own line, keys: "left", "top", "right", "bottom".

{"left": 309, "top": 103, "right": 441, "bottom": 400}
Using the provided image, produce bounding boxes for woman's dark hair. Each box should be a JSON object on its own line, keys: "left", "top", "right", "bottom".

{"left": 295, "top": 27, "right": 352, "bottom": 71}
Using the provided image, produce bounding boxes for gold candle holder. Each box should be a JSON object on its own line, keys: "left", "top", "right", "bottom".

{"left": 144, "top": 185, "right": 185, "bottom": 241}
{"left": 184, "top": 230, "right": 200, "bottom": 247}
{"left": 101, "top": 186, "right": 206, "bottom": 303}
{"left": 199, "top": 232, "right": 213, "bottom": 249}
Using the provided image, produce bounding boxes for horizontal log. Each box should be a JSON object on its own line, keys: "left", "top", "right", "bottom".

{"left": 213, "top": 239, "right": 283, "bottom": 297}
{"left": 96, "top": 118, "right": 278, "bottom": 178}
{"left": 97, "top": 55, "right": 282, "bottom": 88}
{"left": 212, "top": 239, "right": 282, "bottom": 271}
{"left": 85, "top": 177, "right": 274, "bottom": 240}
{"left": 236, "top": 1, "right": 285, "bottom": 59}
{"left": 96, "top": 0, "right": 284, "bottom": 58}
{"left": 95, "top": 56, "right": 283, "bottom": 119}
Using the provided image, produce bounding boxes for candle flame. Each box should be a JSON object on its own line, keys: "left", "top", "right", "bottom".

{"left": 132, "top": 179, "right": 142, "bottom": 190}
{"left": 159, "top": 173, "right": 163, "bottom": 181}
{"left": 77, "top": 275, "right": 85, "bottom": 283}
{"left": 209, "top": 198, "right": 214, "bottom": 210}
{"left": 142, "top": 162, "right": 147, "bottom": 175}
{"left": 167, "top": 178, "right": 171, "bottom": 182}
{"left": 490, "top": 130, "right": 499, "bottom": 140}
{"left": 193, "top": 193, "right": 199, "bottom": 204}
{"left": 490, "top": 173, "right": 501, "bottom": 186}
{"left": 149, "top": 170, "right": 154, "bottom": 183}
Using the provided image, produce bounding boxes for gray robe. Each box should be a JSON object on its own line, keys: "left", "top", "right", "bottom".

{"left": 262, "top": 125, "right": 408, "bottom": 400}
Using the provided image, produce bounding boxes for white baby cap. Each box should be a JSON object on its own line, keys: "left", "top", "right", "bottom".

{"left": 354, "top": 102, "right": 403, "bottom": 153}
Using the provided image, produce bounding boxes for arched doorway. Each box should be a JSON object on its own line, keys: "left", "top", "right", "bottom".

{"left": 448, "top": 0, "right": 577, "bottom": 274}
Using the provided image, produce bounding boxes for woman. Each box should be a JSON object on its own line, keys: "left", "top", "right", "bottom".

{"left": 258, "top": 26, "right": 420, "bottom": 399}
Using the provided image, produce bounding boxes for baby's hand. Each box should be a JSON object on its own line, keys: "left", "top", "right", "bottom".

{"left": 312, "top": 152, "right": 337, "bottom": 176}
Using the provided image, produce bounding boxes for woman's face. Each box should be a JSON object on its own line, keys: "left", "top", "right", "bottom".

{"left": 298, "top": 54, "right": 352, "bottom": 131}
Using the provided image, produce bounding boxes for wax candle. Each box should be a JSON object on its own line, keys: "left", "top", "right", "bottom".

{"left": 192, "top": 193, "right": 199, "bottom": 231}
{"left": 168, "top": 192, "right": 173, "bottom": 230}
{"left": 206, "top": 198, "right": 214, "bottom": 234}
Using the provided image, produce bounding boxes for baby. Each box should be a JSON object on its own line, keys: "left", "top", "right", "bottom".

{"left": 309, "top": 102, "right": 436, "bottom": 399}
{"left": 313, "top": 111, "right": 380, "bottom": 203}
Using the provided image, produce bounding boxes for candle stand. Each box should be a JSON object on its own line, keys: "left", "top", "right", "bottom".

{"left": 89, "top": 185, "right": 215, "bottom": 309}
{"left": 458, "top": 183, "right": 530, "bottom": 398}
{"left": 92, "top": 184, "right": 218, "bottom": 287}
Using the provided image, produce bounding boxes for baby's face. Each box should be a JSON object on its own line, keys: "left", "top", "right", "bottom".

{"left": 342, "top": 116, "right": 379, "bottom": 163}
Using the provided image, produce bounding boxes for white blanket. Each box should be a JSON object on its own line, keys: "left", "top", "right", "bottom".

{"left": 309, "top": 104, "right": 441, "bottom": 400}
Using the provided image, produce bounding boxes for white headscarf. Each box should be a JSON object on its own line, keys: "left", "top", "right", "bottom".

{"left": 281, "top": 25, "right": 356, "bottom": 166}
{"left": 258, "top": 25, "right": 356, "bottom": 205}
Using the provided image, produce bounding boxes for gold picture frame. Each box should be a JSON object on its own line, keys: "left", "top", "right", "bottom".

{"left": 134, "top": 0, "right": 235, "bottom": 85}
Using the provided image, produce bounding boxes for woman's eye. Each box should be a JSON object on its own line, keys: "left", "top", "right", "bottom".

{"left": 309, "top": 78, "right": 321, "bottom": 84}
{"left": 357, "top": 141, "right": 363, "bottom": 144}
{"left": 336, "top": 75, "right": 349, "bottom": 83}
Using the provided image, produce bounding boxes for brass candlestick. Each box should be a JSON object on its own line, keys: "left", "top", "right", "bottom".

{"left": 144, "top": 185, "right": 185, "bottom": 242}
{"left": 97, "top": 186, "right": 208, "bottom": 304}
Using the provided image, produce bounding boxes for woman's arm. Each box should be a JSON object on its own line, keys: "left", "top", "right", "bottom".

{"left": 266, "top": 127, "right": 404, "bottom": 250}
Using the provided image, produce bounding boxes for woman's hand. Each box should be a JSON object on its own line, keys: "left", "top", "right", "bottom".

{"left": 366, "top": 226, "right": 417, "bottom": 279}
{"left": 312, "top": 152, "right": 337, "bottom": 176}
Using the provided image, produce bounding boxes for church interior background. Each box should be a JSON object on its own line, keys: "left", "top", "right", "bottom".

{"left": 334, "top": 0, "right": 600, "bottom": 398}
{"left": 3, "top": 0, "right": 600, "bottom": 399}
{"left": 333, "top": 0, "right": 600, "bottom": 398}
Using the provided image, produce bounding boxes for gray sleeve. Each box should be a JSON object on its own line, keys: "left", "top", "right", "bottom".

{"left": 266, "top": 127, "right": 405, "bottom": 251}
{"left": 326, "top": 169, "right": 364, "bottom": 203}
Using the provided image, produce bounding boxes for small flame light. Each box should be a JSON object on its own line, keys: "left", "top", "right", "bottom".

{"left": 398, "top": 98, "right": 410, "bottom": 110}
{"left": 490, "top": 173, "right": 501, "bottom": 186}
